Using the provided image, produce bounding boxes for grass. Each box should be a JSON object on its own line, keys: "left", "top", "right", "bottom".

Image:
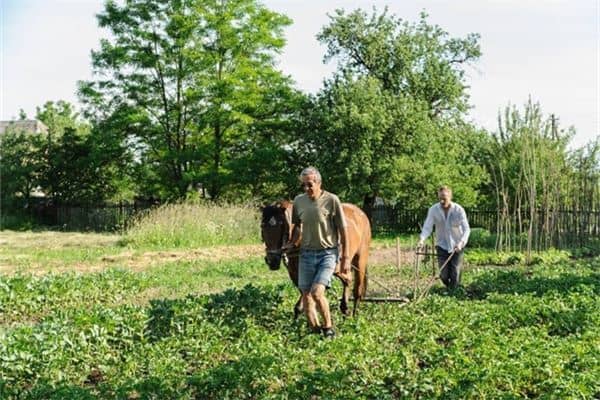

{"left": 0, "top": 230, "right": 599, "bottom": 399}
{"left": 0, "top": 230, "right": 123, "bottom": 274}
{"left": 121, "top": 201, "right": 261, "bottom": 249}
{"left": 371, "top": 232, "right": 420, "bottom": 249}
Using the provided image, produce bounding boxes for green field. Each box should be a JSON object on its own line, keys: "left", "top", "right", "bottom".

{"left": 0, "top": 230, "right": 598, "bottom": 399}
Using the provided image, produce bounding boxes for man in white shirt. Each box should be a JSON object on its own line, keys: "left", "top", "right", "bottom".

{"left": 417, "top": 186, "right": 470, "bottom": 289}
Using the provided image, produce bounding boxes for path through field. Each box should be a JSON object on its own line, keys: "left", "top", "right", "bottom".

{"left": 0, "top": 230, "right": 416, "bottom": 274}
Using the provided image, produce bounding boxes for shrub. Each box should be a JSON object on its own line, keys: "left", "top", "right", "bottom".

{"left": 0, "top": 213, "right": 40, "bottom": 231}
{"left": 466, "top": 249, "right": 571, "bottom": 266}
{"left": 467, "top": 228, "right": 495, "bottom": 248}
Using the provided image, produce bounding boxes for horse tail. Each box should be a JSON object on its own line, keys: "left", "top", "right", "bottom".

{"left": 353, "top": 208, "right": 371, "bottom": 301}
{"left": 359, "top": 210, "right": 371, "bottom": 300}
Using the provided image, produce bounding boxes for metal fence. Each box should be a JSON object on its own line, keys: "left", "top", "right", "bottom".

{"left": 2, "top": 200, "right": 158, "bottom": 232}
{"left": 368, "top": 204, "right": 600, "bottom": 249}
{"left": 3, "top": 201, "right": 599, "bottom": 248}
{"left": 368, "top": 205, "right": 497, "bottom": 234}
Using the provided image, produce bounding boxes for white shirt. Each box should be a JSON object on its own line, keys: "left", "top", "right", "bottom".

{"left": 419, "top": 202, "right": 470, "bottom": 252}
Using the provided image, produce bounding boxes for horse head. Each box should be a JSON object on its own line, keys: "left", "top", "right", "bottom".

{"left": 260, "top": 201, "right": 292, "bottom": 270}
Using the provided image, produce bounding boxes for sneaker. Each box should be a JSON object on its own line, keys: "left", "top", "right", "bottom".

{"left": 309, "top": 326, "right": 322, "bottom": 335}
{"left": 322, "top": 327, "right": 336, "bottom": 338}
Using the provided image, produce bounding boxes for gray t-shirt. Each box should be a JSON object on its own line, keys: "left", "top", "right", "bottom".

{"left": 292, "top": 191, "right": 346, "bottom": 250}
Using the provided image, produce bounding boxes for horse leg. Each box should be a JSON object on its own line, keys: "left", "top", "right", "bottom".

{"left": 352, "top": 250, "right": 369, "bottom": 317}
{"left": 335, "top": 272, "right": 352, "bottom": 316}
{"left": 287, "top": 258, "right": 304, "bottom": 319}
{"left": 294, "top": 291, "right": 304, "bottom": 320}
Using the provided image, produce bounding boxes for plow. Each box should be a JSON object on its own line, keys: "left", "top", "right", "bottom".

{"left": 348, "top": 238, "right": 455, "bottom": 306}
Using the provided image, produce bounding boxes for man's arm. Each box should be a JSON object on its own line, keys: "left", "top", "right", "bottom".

{"left": 285, "top": 224, "right": 301, "bottom": 249}
{"left": 285, "top": 201, "right": 302, "bottom": 249}
{"left": 418, "top": 207, "right": 434, "bottom": 247}
{"left": 455, "top": 208, "right": 470, "bottom": 251}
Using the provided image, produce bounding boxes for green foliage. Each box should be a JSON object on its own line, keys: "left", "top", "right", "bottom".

{"left": 224, "top": 88, "right": 309, "bottom": 201}
{"left": 371, "top": 232, "right": 419, "bottom": 248}
{"left": 295, "top": 9, "right": 488, "bottom": 208}
{"left": 466, "top": 248, "right": 571, "bottom": 266}
{"left": 0, "top": 251, "right": 598, "bottom": 399}
{"left": 467, "top": 228, "right": 495, "bottom": 248}
{"left": 35, "top": 101, "right": 81, "bottom": 137}
{"left": 0, "top": 100, "right": 131, "bottom": 207}
{"left": 318, "top": 9, "right": 481, "bottom": 114}
{"left": 79, "top": 0, "right": 296, "bottom": 200}
{"left": 483, "top": 100, "right": 599, "bottom": 252}
{"left": 0, "top": 129, "right": 45, "bottom": 207}
{"left": 122, "top": 201, "right": 260, "bottom": 249}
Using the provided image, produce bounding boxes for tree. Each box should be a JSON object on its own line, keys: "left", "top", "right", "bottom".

{"left": 299, "top": 9, "right": 486, "bottom": 209}
{"left": 35, "top": 101, "right": 86, "bottom": 200}
{"left": 225, "top": 85, "right": 309, "bottom": 201}
{"left": 79, "top": 0, "right": 294, "bottom": 200}
{"left": 318, "top": 9, "right": 480, "bottom": 117}
{"left": 0, "top": 129, "right": 45, "bottom": 207}
{"left": 483, "top": 99, "right": 600, "bottom": 252}
{"left": 33, "top": 101, "right": 133, "bottom": 203}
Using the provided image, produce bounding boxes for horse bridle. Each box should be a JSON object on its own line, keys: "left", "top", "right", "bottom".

{"left": 263, "top": 209, "right": 299, "bottom": 268}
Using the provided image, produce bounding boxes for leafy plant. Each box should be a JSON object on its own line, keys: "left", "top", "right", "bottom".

{"left": 1, "top": 231, "right": 599, "bottom": 399}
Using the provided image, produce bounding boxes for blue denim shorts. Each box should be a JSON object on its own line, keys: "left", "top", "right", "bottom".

{"left": 298, "top": 247, "right": 338, "bottom": 292}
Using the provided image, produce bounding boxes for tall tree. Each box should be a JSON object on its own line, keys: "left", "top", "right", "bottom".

{"left": 318, "top": 9, "right": 480, "bottom": 116}
{"left": 79, "top": 0, "right": 293, "bottom": 200}
{"left": 300, "top": 9, "right": 486, "bottom": 209}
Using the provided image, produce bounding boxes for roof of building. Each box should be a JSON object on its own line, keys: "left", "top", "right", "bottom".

{"left": 0, "top": 119, "right": 49, "bottom": 135}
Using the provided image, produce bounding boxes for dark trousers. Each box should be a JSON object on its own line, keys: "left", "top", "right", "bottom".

{"left": 436, "top": 246, "right": 464, "bottom": 289}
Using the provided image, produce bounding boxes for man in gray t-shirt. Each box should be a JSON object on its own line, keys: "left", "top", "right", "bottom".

{"left": 286, "top": 167, "right": 350, "bottom": 338}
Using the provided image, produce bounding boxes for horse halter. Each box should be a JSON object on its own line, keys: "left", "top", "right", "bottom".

{"left": 261, "top": 209, "right": 291, "bottom": 269}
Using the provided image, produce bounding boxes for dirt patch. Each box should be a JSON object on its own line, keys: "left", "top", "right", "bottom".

{"left": 0, "top": 230, "right": 120, "bottom": 249}
{"left": 368, "top": 246, "right": 416, "bottom": 266}
{"left": 120, "top": 244, "right": 265, "bottom": 272}
{"left": 0, "top": 244, "right": 266, "bottom": 275}
{"left": 0, "top": 239, "right": 419, "bottom": 275}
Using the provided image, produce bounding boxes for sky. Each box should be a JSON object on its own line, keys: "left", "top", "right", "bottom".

{"left": 1, "top": 0, "right": 598, "bottom": 148}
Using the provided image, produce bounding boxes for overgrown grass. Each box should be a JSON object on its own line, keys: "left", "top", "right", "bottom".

{"left": 121, "top": 202, "right": 261, "bottom": 249}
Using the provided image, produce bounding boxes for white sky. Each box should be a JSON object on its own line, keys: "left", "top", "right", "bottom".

{"left": 1, "top": 0, "right": 598, "bottom": 148}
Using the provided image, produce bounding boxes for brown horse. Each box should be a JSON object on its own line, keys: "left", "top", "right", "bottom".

{"left": 260, "top": 200, "right": 371, "bottom": 317}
